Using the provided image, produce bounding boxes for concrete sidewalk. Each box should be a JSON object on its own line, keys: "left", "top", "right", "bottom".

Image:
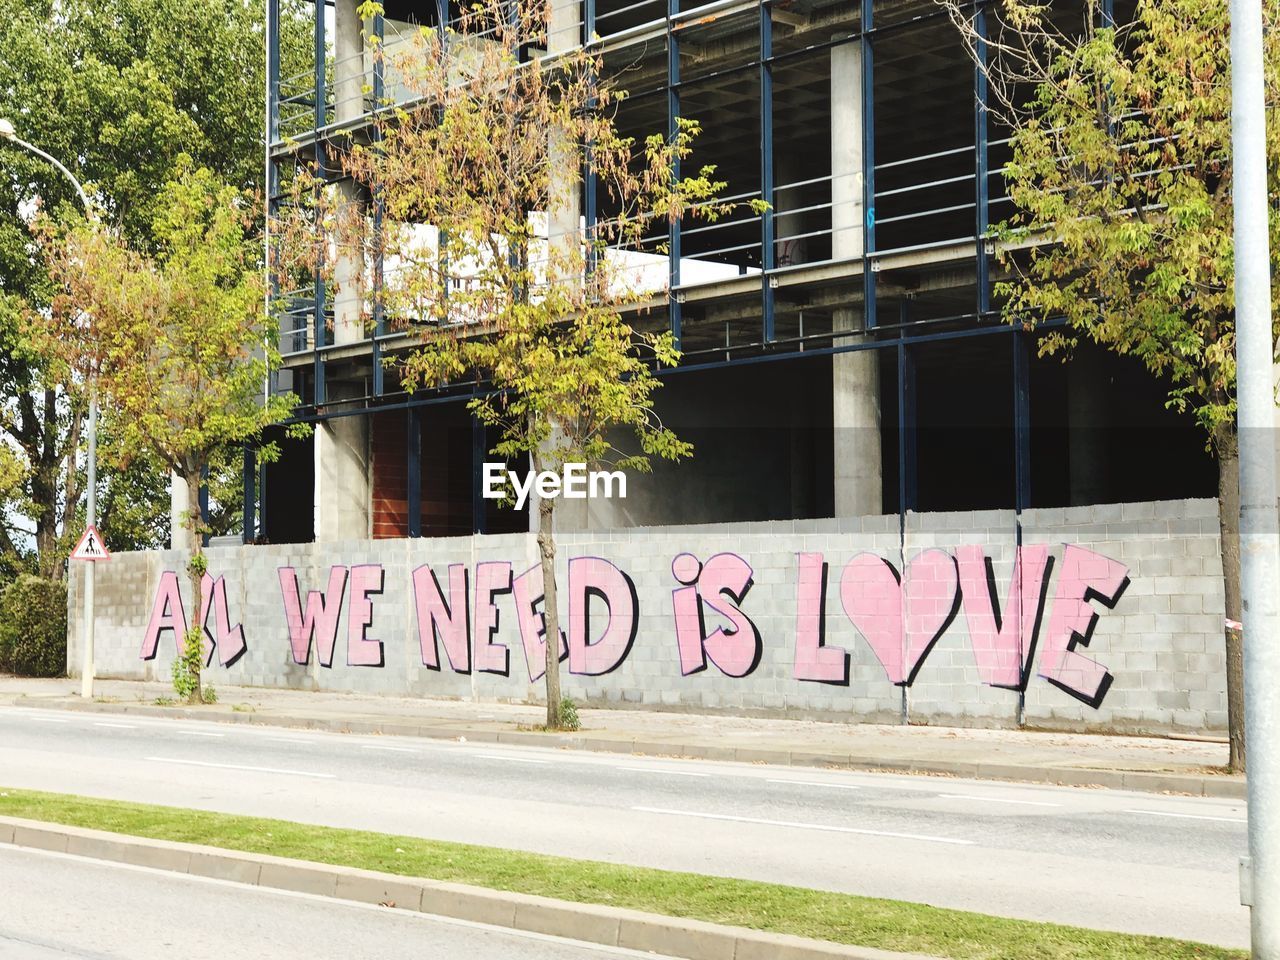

{"left": 0, "top": 676, "right": 1242, "bottom": 797}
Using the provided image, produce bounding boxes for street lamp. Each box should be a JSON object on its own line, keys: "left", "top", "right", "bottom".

{"left": 0, "top": 118, "right": 100, "bottom": 700}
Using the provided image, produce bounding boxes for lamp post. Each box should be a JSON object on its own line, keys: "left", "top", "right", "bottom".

{"left": 0, "top": 118, "right": 100, "bottom": 700}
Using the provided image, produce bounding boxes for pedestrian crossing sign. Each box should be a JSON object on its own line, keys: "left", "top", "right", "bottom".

{"left": 71, "top": 525, "right": 110, "bottom": 562}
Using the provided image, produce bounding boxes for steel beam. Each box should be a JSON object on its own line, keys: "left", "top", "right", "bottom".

{"left": 860, "top": 0, "right": 876, "bottom": 330}
{"left": 667, "top": 0, "right": 683, "bottom": 348}
{"left": 760, "top": 1, "right": 776, "bottom": 341}
{"left": 242, "top": 446, "right": 257, "bottom": 544}
{"left": 407, "top": 406, "right": 422, "bottom": 537}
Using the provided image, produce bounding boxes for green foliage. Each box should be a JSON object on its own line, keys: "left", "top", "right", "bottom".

{"left": 0, "top": 575, "right": 67, "bottom": 677}
{"left": 558, "top": 697, "right": 581, "bottom": 732}
{"left": 306, "top": 1, "right": 739, "bottom": 487}
{"left": 36, "top": 165, "right": 301, "bottom": 703}
{"left": 0, "top": 0, "right": 312, "bottom": 578}
{"left": 170, "top": 628, "right": 203, "bottom": 702}
{"left": 37, "top": 164, "right": 300, "bottom": 486}
{"left": 987, "top": 0, "right": 1280, "bottom": 446}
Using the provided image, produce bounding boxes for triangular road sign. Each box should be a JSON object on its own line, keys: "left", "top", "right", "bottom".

{"left": 71, "top": 524, "right": 111, "bottom": 562}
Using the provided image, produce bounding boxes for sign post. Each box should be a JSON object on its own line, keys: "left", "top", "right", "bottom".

{"left": 71, "top": 522, "right": 109, "bottom": 699}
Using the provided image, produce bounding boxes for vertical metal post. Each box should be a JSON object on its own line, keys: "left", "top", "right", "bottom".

{"left": 312, "top": 0, "right": 327, "bottom": 407}
{"left": 80, "top": 393, "right": 97, "bottom": 700}
{"left": 265, "top": 0, "right": 282, "bottom": 400}
{"left": 760, "top": 1, "right": 775, "bottom": 342}
{"left": 267, "top": 0, "right": 281, "bottom": 145}
{"left": 1231, "top": 0, "right": 1280, "bottom": 947}
{"left": 973, "top": 0, "right": 990, "bottom": 317}
{"left": 258, "top": 447, "right": 269, "bottom": 544}
{"left": 667, "top": 0, "right": 682, "bottom": 348}
{"left": 472, "top": 412, "right": 488, "bottom": 534}
{"left": 242, "top": 446, "right": 257, "bottom": 544}
{"left": 1012, "top": 332, "right": 1031, "bottom": 511}
{"left": 897, "top": 340, "right": 916, "bottom": 514}
{"left": 407, "top": 407, "right": 422, "bottom": 537}
{"left": 371, "top": 10, "right": 387, "bottom": 397}
{"left": 859, "top": 0, "right": 876, "bottom": 329}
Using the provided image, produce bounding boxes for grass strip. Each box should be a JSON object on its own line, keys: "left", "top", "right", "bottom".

{"left": 0, "top": 787, "right": 1241, "bottom": 960}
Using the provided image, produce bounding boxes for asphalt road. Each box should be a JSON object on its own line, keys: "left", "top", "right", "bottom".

{"left": 0, "top": 845, "right": 675, "bottom": 960}
{"left": 0, "top": 706, "right": 1249, "bottom": 948}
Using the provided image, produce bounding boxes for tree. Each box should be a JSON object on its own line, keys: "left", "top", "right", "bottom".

{"left": 34, "top": 163, "right": 298, "bottom": 703}
{"left": 0, "top": 0, "right": 311, "bottom": 580}
{"left": 939, "top": 0, "right": 1280, "bottom": 771}
{"left": 286, "top": 0, "right": 745, "bottom": 727}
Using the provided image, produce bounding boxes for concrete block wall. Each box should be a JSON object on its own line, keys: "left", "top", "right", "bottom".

{"left": 67, "top": 498, "right": 1228, "bottom": 734}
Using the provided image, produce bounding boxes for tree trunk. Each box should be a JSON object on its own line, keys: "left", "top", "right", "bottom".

{"left": 1216, "top": 426, "right": 1245, "bottom": 773}
{"left": 532, "top": 439, "right": 562, "bottom": 729}
{"left": 184, "top": 468, "right": 204, "bottom": 705}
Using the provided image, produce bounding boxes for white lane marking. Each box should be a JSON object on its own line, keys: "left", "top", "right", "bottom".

{"left": 767, "top": 779, "right": 861, "bottom": 790}
{"left": 1126, "top": 809, "right": 1247, "bottom": 824}
{"left": 360, "top": 744, "right": 417, "bottom": 754}
{"left": 7, "top": 846, "right": 690, "bottom": 959}
{"left": 24, "top": 717, "right": 69, "bottom": 724}
{"left": 475, "top": 754, "right": 549, "bottom": 765}
{"left": 266, "top": 737, "right": 314, "bottom": 745}
{"left": 938, "top": 794, "right": 1061, "bottom": 808}
{"left": 93, "top": 722, "right": 137, "bottom": 730}
{"left": 620, "top": 767, "right": 709, "bottom": 778}
{"left": 631, "top": 806, "right": 975, "bottom": 846}
{"left": 178, "top": 730, "right": 224, "bottom": 738}
{"left": 145, "top": 757, "right": 336, "bottom": 779}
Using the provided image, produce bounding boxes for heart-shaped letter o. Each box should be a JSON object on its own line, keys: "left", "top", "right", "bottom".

{"left": 839, "top": 549, "right": 961, "bottom": 686}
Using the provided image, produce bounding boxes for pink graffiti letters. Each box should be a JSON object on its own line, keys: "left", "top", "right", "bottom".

{"left": 803, "top": 543, "right": 1128, "bottom": 704}
{"left": 141, "top": 570, "right": 186, "bottom": 660}
{"left": 1038, "top": 545, "right": 1130, "bottom": 706}
{"left": 200, "top": 575, "right": 247, "bottom": 668}
{"left": 956, "top": 545, "right": 1052, "bottom": 689}
{"left": 346, "top": 564, "right": 385, "bottom": 667}
{"left": 511, "top": 563, "right": 567, "bottom": 683}
{"left": 839, "top": 549, "right": 961, "bottom": 686}
{"left": 139, "top": 539, "right": 1130, "bottom": 712}
{"left": 278, "top": 566, "right": 348, "bottom": 667}
{"left": 473, "top": 561, "right": 513, "bottom": 676}
{"left": 672, "top": 552, "right": 763, "bottom": 678}
{"left": 140, "top": 570, "right": 245, "bottom": 668}
{"left": 793, "top": 553, "right": 848, "bottom": 684}
{"left": 567, "top": 557, "right": 638, "bottom": 676}
{"left": 413, "top": 563, "right": 472, "bottom": 673}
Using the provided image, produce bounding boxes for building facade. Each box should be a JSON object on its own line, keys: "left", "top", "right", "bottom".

{"left": 60, "top": 0, "right": 1232, "bottom": 736}
{"left": 256, "top": 0, "right": 1217, "bottom": 543}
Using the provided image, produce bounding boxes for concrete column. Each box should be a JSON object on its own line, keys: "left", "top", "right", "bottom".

{"left": 334, "top": 0, "right": 364, "bottom": 126}
{"left": 315, "top": 403, "right": 371, "bottom": 541}
{"left": 169, "top": 472, "right": 190, "bottom": 551}
{"left": 774, "top": 150, "right": 809, "bottom": 268}
{"left": 333, "top": 0, "right": 367, "bottom": 347}
{"left": 831, "top": 41, "right": 881, "bottom": 517}
{"left": 830, "top": 41, "right": 864, "bottom": 263}
{"left": 548, "top": 0, "right": 580, "bottom": 52}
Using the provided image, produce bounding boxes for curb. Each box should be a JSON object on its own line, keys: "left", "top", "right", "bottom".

{"left": 0, "top": 815, "right": 939, "bottom": 960}
{"left": 8, "top": 695, "right": 1244, "bottom": 799}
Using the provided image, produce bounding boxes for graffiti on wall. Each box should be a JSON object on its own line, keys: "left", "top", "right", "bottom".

{"left": 140, "top": 544, "right": 1129, "bottom": 707}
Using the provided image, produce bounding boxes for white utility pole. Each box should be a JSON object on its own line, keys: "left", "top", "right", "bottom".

{"left": 1229, "top": 0, "right": 1280, "bottom": 953}
{"left": 0, "top": 119, "right": 101, "bottom": 699}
